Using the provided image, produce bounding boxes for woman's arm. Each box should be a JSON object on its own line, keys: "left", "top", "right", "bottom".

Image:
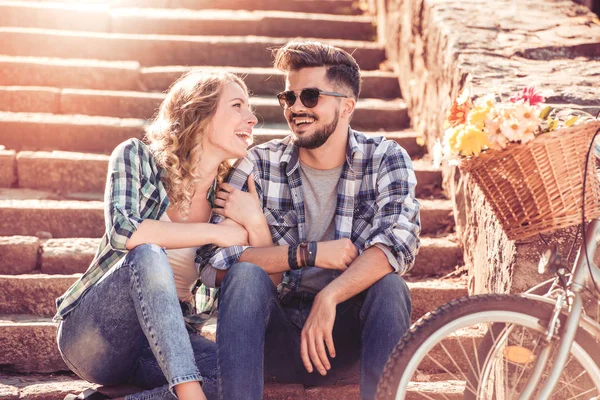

{"left": 126, "top": 220, "right": 248, "bottom": 250}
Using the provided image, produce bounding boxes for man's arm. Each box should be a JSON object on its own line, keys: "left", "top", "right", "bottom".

{"left": 214, "top": 238, "right": 358, "bottom": 285}
{"left": 300, "top": 142, "right": 421, "bottom": 375}
{"left": 299, "top": 247, "right": 391, "bottom": 375}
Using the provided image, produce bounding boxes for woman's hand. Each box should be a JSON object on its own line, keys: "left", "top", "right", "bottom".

{"left": 314, "top": 239, "right": 358, "bottom": 270}
{"left": 213, "top": 173, "right": 265, "bottom": 228}
{"left": 212, "top": 218, "right": 249, "bottom": 248}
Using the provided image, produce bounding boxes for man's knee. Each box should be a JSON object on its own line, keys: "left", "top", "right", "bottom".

{"left": 364, "top": 273, "right": 411, "bottom": 318}
{"left": 221, "top": 262, "right": 275, "bottom": 299}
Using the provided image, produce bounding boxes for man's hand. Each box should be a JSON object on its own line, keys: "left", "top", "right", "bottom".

{"left": 314, "top": 238, "right": 358, "bottom": 270}
{"left": 300, "top": 291, "right": 337, "bottom": 375}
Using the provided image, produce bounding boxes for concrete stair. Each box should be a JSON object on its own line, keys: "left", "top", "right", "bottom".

{"left": 0, "top": 1, "right": 466, "bottom": 398}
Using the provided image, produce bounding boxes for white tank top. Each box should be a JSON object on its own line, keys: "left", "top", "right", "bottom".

{"left": 159, "top": 212, "right": 199, "bottom": 302}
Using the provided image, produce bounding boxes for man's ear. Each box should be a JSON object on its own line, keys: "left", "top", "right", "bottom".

{"left": 341, "top": 97, "right": 356, "bottom": 119}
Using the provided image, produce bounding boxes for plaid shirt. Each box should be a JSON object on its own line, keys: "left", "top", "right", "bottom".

{"left": 196, "top": 128, "right": 421, "bottom": 299}
{"left": 54, "top": 139, "right": 174, "bottom": 321}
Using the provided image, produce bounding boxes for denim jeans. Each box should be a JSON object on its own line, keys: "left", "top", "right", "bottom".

{"left": 57, "top": 244, "right": 218, "bottom": 400}
{"left": 216, "top": 262, "right": 411, "bottom": 400}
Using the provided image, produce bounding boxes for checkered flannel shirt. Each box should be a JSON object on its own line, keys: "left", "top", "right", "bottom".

{"left": 195, "top": 128, "right": 421, "bottom": 308}
{"left": 54, "top": 139, "right": 216, "bottom": 321}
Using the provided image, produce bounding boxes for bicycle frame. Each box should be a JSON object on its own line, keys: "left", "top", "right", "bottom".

{"left": 519, "top": 218, "right": 600, "bottom": 399}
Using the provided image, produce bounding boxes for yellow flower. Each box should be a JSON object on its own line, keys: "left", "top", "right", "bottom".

{"left": 456, "top": 125, "right": 489, "bottom": 157}
{"left": 443, "top": 124, "right": 464, "bottom": 154}
{"left": 467, "top": 104, "right": 491, "bottom": 129}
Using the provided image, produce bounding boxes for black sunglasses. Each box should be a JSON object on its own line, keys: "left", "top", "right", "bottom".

{"left": 276, "top": 88, "right": 348, "bottom": 109}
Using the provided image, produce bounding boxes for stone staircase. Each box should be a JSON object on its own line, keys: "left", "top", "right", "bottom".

{"left": 0, "top": 1, "right": 466, "bottom": 398}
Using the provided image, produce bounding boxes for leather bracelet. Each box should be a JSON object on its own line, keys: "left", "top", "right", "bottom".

{"left": 298, "top": 241, "right": 309, "bottom": 267}
{"left": 288, "top": 244, "right": 300, "bottom": 270}
{"left": 308, "top": 241, "right": 317, "bottom": 266}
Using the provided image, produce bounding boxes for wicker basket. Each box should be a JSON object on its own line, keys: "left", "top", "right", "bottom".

{"left": 460, "top": 120, "right": 600, "bottom": 241}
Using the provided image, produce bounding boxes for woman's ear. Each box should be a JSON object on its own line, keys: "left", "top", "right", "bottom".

{"left": 342, "top": 97, "right": 356, "bottom": 119}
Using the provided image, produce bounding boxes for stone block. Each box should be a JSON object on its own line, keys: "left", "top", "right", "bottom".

{"left": 0, "top": 112, "right": 145, "bottom": 154}
{"left": 0, "top": 149, "right": 16, "bottom": 187}
{"left": 0, "top": 320, "right": 68, "bottom": 373}
{"left": 41, "top": 238, "right": 99, "bottom": 275}
{"left": 0, "top": 274, "right": 78, "bottom": 317}
{"left": 0, "top": 2, "right": 110, "bottom": 32}
{"left": 306, "top": 385, "right": 359, "bottom": 400}
{"left": 0, "top": 236, "right": 40, "bottom": 274}
{"left": 0, "top": 56, "right": 143, "bottom": 91}
{"left": 0, "top": 87, "right": 60, "bottom": 114}
{"left": 17, "top": 151, "right": 109, "bottom": 194}
{"left": 0, "top": 199, "right": 105, "bottom": 238}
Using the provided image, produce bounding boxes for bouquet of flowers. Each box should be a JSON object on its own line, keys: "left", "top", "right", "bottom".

{"left": 431, "top": 86, "right": 600, "bottom": 240}
{"left": 433, "top": 87, "right": 589, "bottom": 167}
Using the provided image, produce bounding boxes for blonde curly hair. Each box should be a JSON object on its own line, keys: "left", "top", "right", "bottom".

{"left": 145, "top": 70, "right": 249, "bottom": 219}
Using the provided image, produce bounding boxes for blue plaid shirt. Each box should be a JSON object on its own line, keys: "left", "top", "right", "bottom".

{"left": 196, "top": 128, "right": 421, "bottom": 296}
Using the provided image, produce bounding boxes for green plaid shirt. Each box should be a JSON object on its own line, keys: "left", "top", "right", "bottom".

{"left": 54, "top": 138, "right": 216, "bottom": 321}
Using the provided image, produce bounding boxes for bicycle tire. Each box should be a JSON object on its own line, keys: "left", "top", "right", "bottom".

{"left": 376, "top": 294, "right": 600, "bottom": 400}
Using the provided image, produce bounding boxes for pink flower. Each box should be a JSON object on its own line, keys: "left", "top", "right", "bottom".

{"left": 509, "top": 87, "right": 545, "bottom": 106}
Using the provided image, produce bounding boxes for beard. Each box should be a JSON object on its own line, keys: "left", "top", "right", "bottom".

{"left": 292, "top": 108, "right": 339, "bottom": 149}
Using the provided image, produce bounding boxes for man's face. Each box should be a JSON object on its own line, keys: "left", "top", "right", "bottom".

{"left": 283, "top": 67, "right": 346, "bottom": 149}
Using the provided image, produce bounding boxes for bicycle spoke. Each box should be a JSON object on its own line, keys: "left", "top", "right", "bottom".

{"left": 509, "top": 328, "right": 544, "bottom": 397}
{"left": 563, "top": 386, "right": 598, "bottom": 400}
{"left": 455, "top": 331, "right": 481, "bottom": 389}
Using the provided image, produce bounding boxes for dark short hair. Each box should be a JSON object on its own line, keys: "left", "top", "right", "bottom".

{"left": 273, "top": 41, "right": 362, "bottom": 100}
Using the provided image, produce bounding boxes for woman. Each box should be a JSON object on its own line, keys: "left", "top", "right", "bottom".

{"left": 55, "top": 70, "right": 268, "bottom": 400}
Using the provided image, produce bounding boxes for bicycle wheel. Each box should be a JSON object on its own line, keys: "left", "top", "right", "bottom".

{"left": 376, "top": 294, "right": 600, "bottom": 400}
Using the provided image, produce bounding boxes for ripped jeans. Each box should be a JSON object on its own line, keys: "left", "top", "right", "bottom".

{"left": 57, "top": 244, "right": 217, "bottom": 400}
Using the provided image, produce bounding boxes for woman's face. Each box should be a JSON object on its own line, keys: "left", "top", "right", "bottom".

{"left": 205, "top": 81, "right": 258, "bottom": 160}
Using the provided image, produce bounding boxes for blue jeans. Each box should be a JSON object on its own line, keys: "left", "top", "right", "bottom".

{"left": 216, "top": 262, "right": 411, "bottom": 400}
{"left": 57, "top": 244, "right": 218, "bottom": 400}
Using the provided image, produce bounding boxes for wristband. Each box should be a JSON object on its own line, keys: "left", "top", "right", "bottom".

{"left": 298, "top": 241, "right": 309, "bottom": 267}
{"left": 288, "top": 244, "right": 300, "bottom": 270}
{"left": 308, "top": 241, "right": 317, "bottom": 266}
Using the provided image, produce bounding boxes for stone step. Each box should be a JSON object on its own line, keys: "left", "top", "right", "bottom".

{"left": 0, "top": 112, "right": 425, "bottom": 156}
{"left": 25, "top": 0, "right": 361, "bottom": 15}
{"left": 0, "top": 234, "right": 461, "bottom": 277}
{"left": 2, "top": 151, "right": 440, "bottom": 197}
{"left": 0, "top": 371, "right": 463, "bottom": 399}
{"left": 0, "top": 27, "right": 385, "bottom": 70}
{"left": 114, "top": 0, "right": 362, "bottom": 15}
{"left": 0, "top": 87, "right": 409, "bottom": 131}
{"left": 0, "top": 190, "right": 453, "bottom": 238}
{"left": 0, "top": 56, "right": 402, "bottom": 99}
{"left": 0, "top": 3, "right": 376, "bottom": 40}
{"left": 0, "top": 278, "right": 468, "bottom": 372}
{"left": 0, "top": 274, "right": 467, "bottom": 318}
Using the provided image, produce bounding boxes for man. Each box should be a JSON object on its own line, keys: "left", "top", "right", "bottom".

{"left": 197, "top": 41, "right": 421, "bottom": 400}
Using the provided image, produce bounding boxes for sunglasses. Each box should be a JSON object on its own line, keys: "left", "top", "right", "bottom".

{"left": 276, "top": 88, "right": 348, "bottom": 109}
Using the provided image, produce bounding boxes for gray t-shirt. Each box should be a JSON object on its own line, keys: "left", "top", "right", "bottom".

{"left": 298, "top": 161, "right": 343, "bottom": 294}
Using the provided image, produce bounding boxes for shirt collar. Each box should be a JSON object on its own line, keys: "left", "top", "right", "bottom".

{"left": 280, "top": 127, "right": 365, "bottom": 174}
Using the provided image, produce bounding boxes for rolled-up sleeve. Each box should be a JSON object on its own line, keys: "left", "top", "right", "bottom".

{"left": 196, "top": 157, "right": 257, "bottom": 286}
{"left": 105, "top": 140, "right": 144, "bottom": 251}
{"left": 363, "top": 144, "right": 421, "bottom": 274}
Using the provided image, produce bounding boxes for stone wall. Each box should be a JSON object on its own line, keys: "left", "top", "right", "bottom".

{"left": 378, "top": 0, "right": 600, "bottom": 294}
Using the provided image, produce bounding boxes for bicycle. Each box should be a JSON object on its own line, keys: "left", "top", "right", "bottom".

{"left": 376, "top": 121, "right": 600, "bottom": 399}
